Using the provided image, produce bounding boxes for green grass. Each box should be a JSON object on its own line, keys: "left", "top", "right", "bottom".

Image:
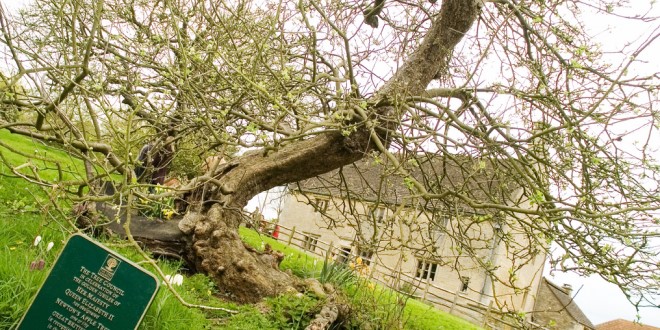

{"left": 239, "top": 228, "right": 483, "bottom": 330}
{"left": 405, "top": 299, "right": 482, "bottom": 330}
{"left": 0, "top": 129, "right": 88, "bottom": 182}
{"left": 0, "top": 203, "right": 70, "bottom": 329}
{"left": 0, "top": 129, "right": 483, "bottom": 330}
{"left": 239, "top": 228, "right": 325, "bottom": 277}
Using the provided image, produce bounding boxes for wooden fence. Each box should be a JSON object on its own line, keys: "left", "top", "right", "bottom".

{"left": 265, "top": 223, "right": 547, "bottom": 330}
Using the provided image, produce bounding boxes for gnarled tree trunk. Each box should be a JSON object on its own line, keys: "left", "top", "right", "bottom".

{"left": 185, "top": 205, "right": 298, "bottom": 302}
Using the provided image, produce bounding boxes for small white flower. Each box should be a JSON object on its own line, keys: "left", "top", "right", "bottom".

{"left": 173, "top": 274, "right": 184, "bottom": 286}
{"left": 46, "top": 242, "right": 54, "bottom": 251}
{"left": 33, "top": 236, "right": 42, "bottom": 246}
{"left": 163, "top": 274, "right": 184, "bottom": 286}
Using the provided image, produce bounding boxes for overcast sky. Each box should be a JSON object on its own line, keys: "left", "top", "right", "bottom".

{"left": 546, "top": 2, "right": 660, "bottom": 326}
{"left": 3, "top": 0, "right": 659, "bottom": 326}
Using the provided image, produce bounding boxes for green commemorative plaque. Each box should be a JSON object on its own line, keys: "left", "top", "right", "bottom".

{"left": 18, "top": 234, "right": 159, "bottom": 330}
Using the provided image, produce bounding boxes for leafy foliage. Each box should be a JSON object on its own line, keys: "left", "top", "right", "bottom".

{"left": 266, "top": 293, "right": 322, "bottom": 329}
{"left": 318, "top": 260, "right": 358, "bottom": 289}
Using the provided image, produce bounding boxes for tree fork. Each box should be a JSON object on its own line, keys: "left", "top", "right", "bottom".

{"left": 89, "top": 0, "right": 482, "bottom": 303}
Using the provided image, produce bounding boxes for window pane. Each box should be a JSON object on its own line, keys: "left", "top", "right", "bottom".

{"left": 429, "top": 263, "right": 438, "bottom": 281}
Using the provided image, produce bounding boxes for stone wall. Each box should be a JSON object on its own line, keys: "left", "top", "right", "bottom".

{"left": 532, "top": 280, "right": 584, "bottom": 330}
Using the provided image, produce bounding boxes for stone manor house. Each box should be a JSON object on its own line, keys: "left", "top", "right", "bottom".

{"left": 276, "top": 154, "right": 588, "bottom": 327}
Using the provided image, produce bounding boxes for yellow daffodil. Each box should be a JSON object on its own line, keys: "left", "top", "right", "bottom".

{"left": 162, "top": 209, "right": 176, "bottom": 219}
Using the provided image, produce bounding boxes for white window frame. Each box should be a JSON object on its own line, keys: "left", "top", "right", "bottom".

{"left": 313, "top": 197, "right": 329, "bottom": 213}
{"left": 415, "top": 259, "right": 438, "bottom": 281}
{"left": 460, "top": 276, "right": 470, "bottom": 292}
{"left": 358, "top": 249, "right": 374, "bottom": 266}
{"left": 370, "top": 205, "right": 386, "bottom": 224}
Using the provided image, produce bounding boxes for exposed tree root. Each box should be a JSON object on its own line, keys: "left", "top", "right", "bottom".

{"left": 306, "top": 301, "right": 339, "bottom": 330}
{"left": 87, "top": 202, "right": 300, "bottom": 303}
{"left": 305, "top": 292, "right": 351, "bottom": 330}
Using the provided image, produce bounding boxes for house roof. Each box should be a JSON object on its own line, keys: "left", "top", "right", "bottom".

{"left": 543, "top": 278, "right": 596, "bottom": 329}
{"left": 291, "top": 153, "right": 521, "bottom": 211}
{"left": 596, "top": 319, "right": 660, "bottom": 330}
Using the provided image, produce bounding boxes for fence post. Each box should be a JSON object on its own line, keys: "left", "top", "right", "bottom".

{"left": 423, "top": 277, "right": 430, "bottom": 301}
{"left": 325, "top": 241, "right": 334, "bottom": 262}
{"left": 394, "top": 268, "right": 402, "bottom": 292}
{"left": 482, "top": 300, "right": 493, "bottom": 328}
{"left": 287, "top": 226, "right": 296, "bottom": 246}
{"left": 368, "top": 255, "right": 378, "bottom": 280}
{"left": 450, "top": 291, "right": 459, "bottom": 314}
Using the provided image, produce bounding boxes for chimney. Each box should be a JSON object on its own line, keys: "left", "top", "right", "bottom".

{"left": 562, "top": 283, "right": 573, "bottom": 296}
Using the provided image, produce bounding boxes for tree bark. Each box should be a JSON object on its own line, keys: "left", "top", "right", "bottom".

{"left": 185, "top": 205, "right": 299, "bottom": 302}
{"left": 97, "top": 203, "right": 298, "bottom": 303}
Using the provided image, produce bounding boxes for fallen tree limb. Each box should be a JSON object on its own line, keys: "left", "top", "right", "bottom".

{"left": 95, "top": 202, "right": 192, "bottom": 261}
